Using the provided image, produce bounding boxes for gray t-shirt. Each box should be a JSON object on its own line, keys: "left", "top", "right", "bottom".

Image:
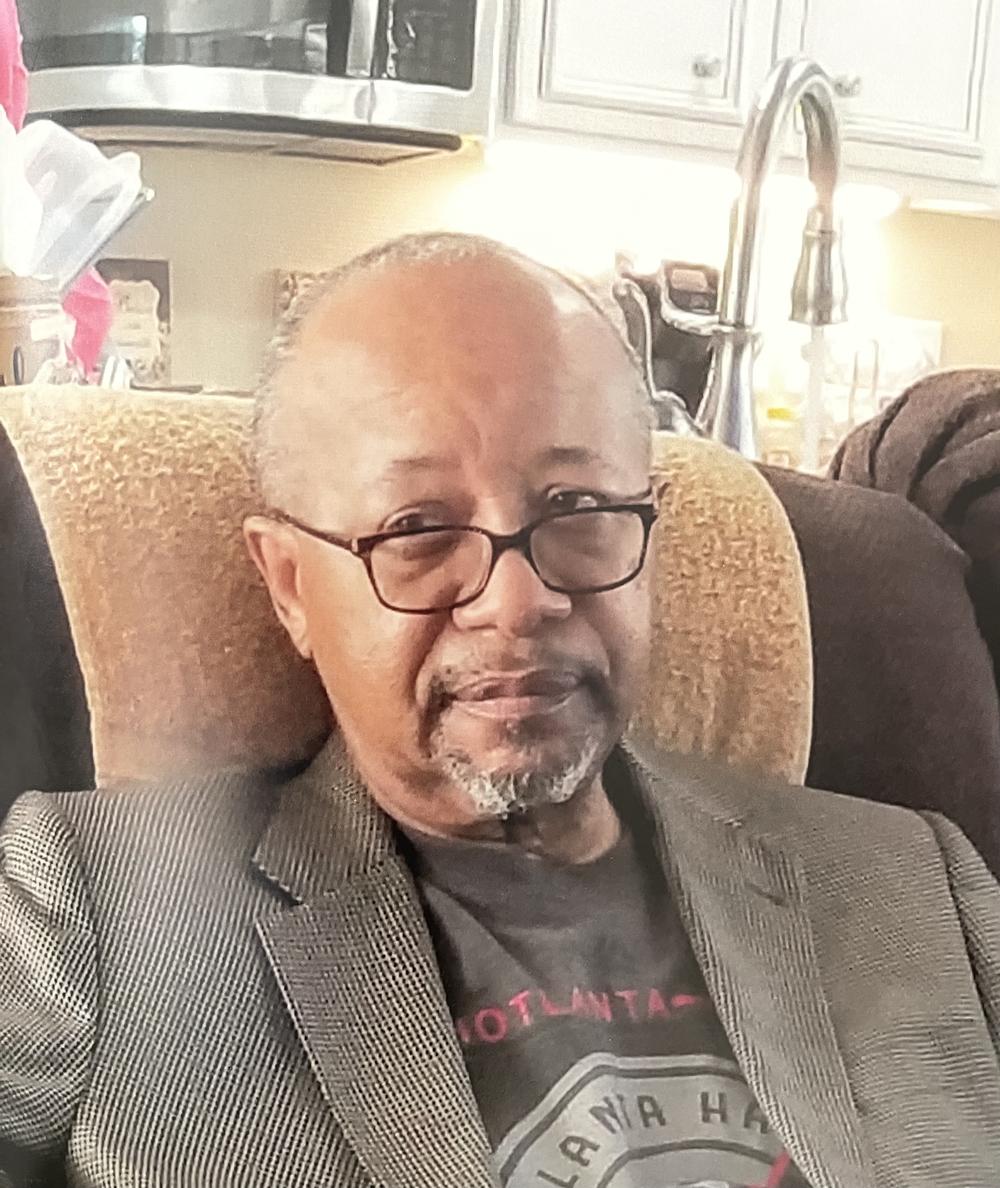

{"left": 402, "top": 756, "right": 811, "bottom": 1188}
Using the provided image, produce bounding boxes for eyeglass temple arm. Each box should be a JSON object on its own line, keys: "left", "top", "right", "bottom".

{"left": 269, "top": 511, "right": 359, "bottom": 554}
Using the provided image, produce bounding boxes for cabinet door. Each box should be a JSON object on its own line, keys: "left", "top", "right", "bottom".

{"left": 775, "top": 0, "right": 999, "bottom": 185}
{"left": 546, "top": 0, "right": 736, "bottom": 106}
{"left": 509, "top": 0, "right": 776, "bottom": 154}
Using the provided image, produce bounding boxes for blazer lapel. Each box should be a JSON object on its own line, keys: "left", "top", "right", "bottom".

{"left": 250, "top": 732, "right": 880, "bottom": 1188}
{"left": 252, "top": 735, "right": 498, "bottom": 1188}
{"left": 624, "top": 741, "right": 877, "bottom": 1188}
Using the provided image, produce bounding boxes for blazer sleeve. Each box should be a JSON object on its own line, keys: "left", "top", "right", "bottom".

{"left": 0, "top": 792, "right": 99, "bottom": 1186}
{"left": 921, "top": 810, "right": 1000, "bottom": 1054}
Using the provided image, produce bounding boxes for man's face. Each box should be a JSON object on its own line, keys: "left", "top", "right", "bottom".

{"left": 247, "top": 255, "right": 652, "bottom": 830}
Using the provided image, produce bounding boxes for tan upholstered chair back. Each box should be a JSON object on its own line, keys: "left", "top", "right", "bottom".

{"left": 0, "top": 387, "right": 812, "bottom": 786}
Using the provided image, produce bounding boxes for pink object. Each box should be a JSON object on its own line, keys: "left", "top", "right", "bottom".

{"left": 64, "top": 270, "right": 114, "bottom": 375}
{"left": 1, "top": 2, "right": 114, "bottom": 373}
{"left": 0, "top": 0, "right": 27, "bottom": 130}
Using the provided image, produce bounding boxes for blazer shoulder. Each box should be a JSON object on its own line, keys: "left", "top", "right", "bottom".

{"left": 36, "top": 762, "right": 294, "bottom": 886}
{"left": 632, "top": 740, "right": 936, "bottom": 849}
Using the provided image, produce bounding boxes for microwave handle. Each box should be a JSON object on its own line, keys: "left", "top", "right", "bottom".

{"left": 346, "top": 0, "right": 381, "bottom": 77}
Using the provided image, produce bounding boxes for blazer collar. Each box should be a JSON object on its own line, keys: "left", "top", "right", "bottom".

{"left": 251, "top": 732, "right": 395, "bottom": 901}
{"left": 252, "top": 731, "right": 875, "bottom": 1188}
{"left": 624, "top": 734, "right": 877, "bottom": 1188}
{"left": 252, "top": 733, "right": 498, "bottom": 1188}
{"left": 250, "top": 729, "right": 793, "bottom": 899}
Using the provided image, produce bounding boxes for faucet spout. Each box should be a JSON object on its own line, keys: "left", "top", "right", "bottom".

{"left": 720, "top": 56, "right": 843, "bottom": 334}
{"left": 666, "top": 57, "right": 847, "bottom": 458}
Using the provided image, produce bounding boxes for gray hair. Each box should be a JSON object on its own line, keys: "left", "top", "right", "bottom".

{"left": 253, "top": 231, "right": 652, "bottom": 507}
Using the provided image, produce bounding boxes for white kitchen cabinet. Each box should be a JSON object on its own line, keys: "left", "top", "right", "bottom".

{"left": 507, "top": 0, "right": 1000, "bottom": 197}
{"left": 774, "top": 0, "right": 1000, "bottom": 187}
{"left": 508, "top": 0, "right": 781, "bottom": 154}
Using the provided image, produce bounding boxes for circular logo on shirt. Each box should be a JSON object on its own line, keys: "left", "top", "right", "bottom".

{"left": 494, "top": 1053, "right": 794, "bottom": 1187}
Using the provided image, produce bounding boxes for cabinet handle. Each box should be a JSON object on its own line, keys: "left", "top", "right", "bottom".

{"left": 692, "top": 55, "right": 724, "bottom": 80}
{"left": 833, "top": 74, "right": 863, "bottom": 99}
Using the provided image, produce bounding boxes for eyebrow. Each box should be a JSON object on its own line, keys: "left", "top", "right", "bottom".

{"left": 539, "top": 445, "right": 611, "bottom": 467}
{"left": 378, "top": 455, "right": 452, "bottom": 481}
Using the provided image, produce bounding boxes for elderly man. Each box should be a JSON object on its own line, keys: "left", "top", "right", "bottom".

{"left": 1, "top": 233, "right": 999, "bottom": 1188}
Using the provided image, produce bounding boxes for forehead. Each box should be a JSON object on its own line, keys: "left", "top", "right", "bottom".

{"left": 277, "top": 255, "right": 646, "bottom": 499}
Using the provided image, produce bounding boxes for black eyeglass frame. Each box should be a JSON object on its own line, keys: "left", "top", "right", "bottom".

{"left": 269, "top": 498, "right": 659, "bottom": 615}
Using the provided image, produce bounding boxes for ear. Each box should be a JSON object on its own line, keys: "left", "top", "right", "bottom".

{"left": 243, "top": 515, "right": 313, "bottom": 660}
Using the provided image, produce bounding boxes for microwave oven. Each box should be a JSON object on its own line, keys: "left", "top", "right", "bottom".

{"left": 19, "top": 1, "right": 501, "bottom": 162}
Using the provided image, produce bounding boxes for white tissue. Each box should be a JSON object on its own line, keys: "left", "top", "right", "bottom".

{"left": 17, "top": 120, "right": 143, "bottom": 290}
{"left": 0, "top": 108, "right": 41, "bottom": 276}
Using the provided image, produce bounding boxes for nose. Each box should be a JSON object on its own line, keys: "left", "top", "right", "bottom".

{"left": 451, "top": 544, "right": 572, "bottom": 636}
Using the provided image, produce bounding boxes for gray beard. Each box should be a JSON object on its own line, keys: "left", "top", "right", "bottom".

{"left": 436, "top": 734, "right": 603, "bottom": 820}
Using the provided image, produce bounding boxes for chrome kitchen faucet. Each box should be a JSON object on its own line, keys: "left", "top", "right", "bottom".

{"left": 661, "top": 56, "right": 849, "bottom": 458}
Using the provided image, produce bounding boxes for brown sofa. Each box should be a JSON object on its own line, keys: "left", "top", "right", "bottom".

{"left": 4, "top": 384, "right": 997, "bottom": 880}
{"left": 0, "top": 421, "right": 92, "bottom": 818}
{"left": 831, "top": 367, "right": 1000, "bottom": 702}
{"left": 763, "top": 464, "right": 1000, "bottom": 876}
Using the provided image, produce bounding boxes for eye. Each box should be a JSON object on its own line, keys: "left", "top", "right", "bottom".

{"left": 547, "top": 489, "right": 606, "bottom": 513}
{"left": 383, "top": 507, "right": 450, "bottom": 533}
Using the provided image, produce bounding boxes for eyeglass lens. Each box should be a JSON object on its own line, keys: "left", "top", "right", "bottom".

{"left": 369, "top": 509, "right": 648, "bottom": 612}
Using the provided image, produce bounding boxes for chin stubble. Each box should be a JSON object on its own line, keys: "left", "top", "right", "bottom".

{"left": 435, "top": 733, "right": 604, "bottom": 820}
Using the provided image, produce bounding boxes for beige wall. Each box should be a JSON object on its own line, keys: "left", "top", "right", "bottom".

{"left": 109, "top": 144, "right": 1000, "bottom": 389}
{"left": 882, "top": 207, "right": 1000, "bottom": 367}
{"left": 109, "top": 146, "right": 483, "bottom": 391}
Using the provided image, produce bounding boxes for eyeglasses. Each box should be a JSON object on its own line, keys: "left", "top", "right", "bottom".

{"left": 270, "top": 499, "right": 658, "bottom": 615}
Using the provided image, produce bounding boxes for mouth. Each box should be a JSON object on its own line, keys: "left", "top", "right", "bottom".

{"left": 447, "top": 670, "right": 584, "bottom": 721}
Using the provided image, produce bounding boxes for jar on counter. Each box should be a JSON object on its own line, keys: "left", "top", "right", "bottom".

{"left": 0, "top": 276, "right": 64, "bottom": 388}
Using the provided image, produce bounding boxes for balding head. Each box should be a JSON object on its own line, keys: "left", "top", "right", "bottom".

{"left": 253, "top": 232, "right": 651, "bottom": 510}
